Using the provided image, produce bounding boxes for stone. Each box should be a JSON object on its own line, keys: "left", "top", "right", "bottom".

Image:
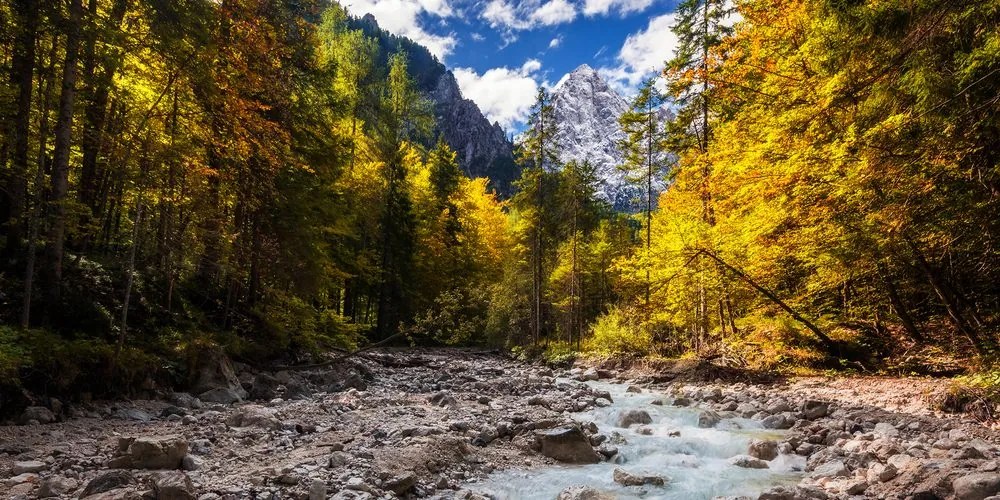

{"left": 151, "top": 471, "right": 196, "bottom": 500}
{"left": 698, "top": 410, "right": 722, "bottom": 428}
{"left": 169, "top": 393, "right": 203, "bottom": 409}
{"left": 429, "top": 391, "right": 458, "bottom": 407}
{"left": 801, "top": 400, "right": 829, "bottom": 420}
{"left": 874, "top": 422, "right": 899, "bottom": 438}
{"left": 748, "top": 439, "right": 779, "bottom": 461}
{"left": 616, "top": 409, "right": 652, "bottom": 428}
{"left": 113, "top": 436, "right": 189, "bottom": 470}
{"left": 612, "top": 468, "right": 665, "bottom": 486}
{"left": 181, "top": 455, "right": 202, "bottom": 471}
{"left": 625, "top": 386, "right": 642, "bottom": 393}
{"left": 113, "top": 407, "right": 153, "bottom": 422}
{"left": 810, "top": 460, "right": 849, "bottom": 479}
{"left": 728, "top": 455, "right": 769, "bottom": 469}
{"left": 534, "top": 425, "right": 601, "bottom": 463}
{"left": 309, "top": 480, "right": 326, "bottom": 500}
{"left": 867, "top": 462, "right": 897, "bottom": 482}
{"left": 954, "top": 473, "right": 1000, "bottom": 500}
{"left": 37, "top": 476, "right": 79, "bottom": 498}
{"left": 198, "top": 388, "right": 243, "bottom": 404}
{"left": 190, "top": 348, "right": 247, "bottom": 400}
{"left": 672, "top": 397, "right": 691, "bottom": 407}
{"left": 225, "top": 405, "right": 281, "bottom": 429}
{"left": 82, "top": 471, "right": 136, "bottom": 497}
{"left": 761, "top": 413, "right": 794, "bottom": 430}
{"left": 12, "top": 460, "right": 47, "bottom": 474}
{"left": 556, "top": 486, "right": 614, "bottom": 500}
{"left": 384, "top": 473, "right": 417, "bottom": 495}
{"left": 18, "top": 406, "right": 56, "bottom": 425}
{"left": 842, "top": 479, "right": 868, "bottom": 495}
{"left": 249, "top": 373, "right": 281, "bottom": 400}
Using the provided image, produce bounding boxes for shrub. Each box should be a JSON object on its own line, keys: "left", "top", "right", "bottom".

{"left": 587, "top": 306, "right": 652, "bottom": 356}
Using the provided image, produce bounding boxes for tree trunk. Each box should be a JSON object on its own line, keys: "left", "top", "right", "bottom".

{"left": 45, "top": 0, "right": 85, "bottom": 310}
{"left": 877, "top": 262, "right": 924, "bottom": 342}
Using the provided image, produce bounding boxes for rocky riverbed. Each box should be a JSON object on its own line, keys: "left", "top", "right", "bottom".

{"left": 1, "top": 349, "right": 998, "bottom": 500}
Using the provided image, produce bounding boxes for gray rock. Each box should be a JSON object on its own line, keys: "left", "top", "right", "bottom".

{"left": 612, "top": 468, "right": 665, "bottom": 486}
{"left": 12, "top": 460, "right": 47, "bottom": 474}
{"left": 556, "top": 486, "right": 614, "bottom": 500}
{"left": 181, "top": 455, "right": 202, "bottom": 471}
{"left": 728, "top": 455, "right": 769, "bottom": 469}
{"left": 168, "top": 393, "right": 203, "bottom": 409}
{"left": 225, "top": 405, "right": 280, "bottom": 429}
{"left": 810, "top": 460, "right": 849, "bottom": 479}
{"left": 761, "top": 413, "right": 794, "bottom": 430}
{"left": 249, "top": 373, "right": 281, "bottom": 400}
{"left": 82, "top": 471, "right": 136, "bottom": 497}
{"left": 111, "top": 436, "right": 189, "bottom": 470}
{"left": 18, "top": 406, "right": 55, "bottom": 425}
{"left": 867, "top": 462, "right": 897, "bottom": 482}
{"left": 429, "top": 391, "right": 458, "bottom": 407}
{"left": 190, "top": 348, "right": 247, "bottom": 400}
{"left": 954, "top": 473, "right": 1000, "bottom": 500}
{"left": 534, "top": 425, "right": 601, "bottom": 463}
{"left": 37, "top": 476, "right": 78, "bottom": 498}
{"left": 801, "top": 400, "right": 829, "bottom": 420}
{"left": 384, "top": 473, "right": 417, "bottom": 495}
{"left": 150, "top": 471, "right": 196, "bottom": 500}
{"left": 698, "top": 410, "right": 722, "bottom": 428}
{"left": 198, "top": 388, "right": 243, "bottom": 404}
{"left": 309, "top": 480, "right": 326, "bottom": 500}
{"left": 874, "top": 422, "right": 899, "bottom": 438}
{"left": 672, "top": 397, "right": 692, "bottom": 407}
{"left": 616, "top": 409, "right": 652, "bottom": 428}
{"left": 748, "top": 439, "right": 779, "bottom": 461}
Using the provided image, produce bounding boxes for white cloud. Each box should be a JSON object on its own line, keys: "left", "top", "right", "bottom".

{"left": 471, "top": 32, "right": 486, "bottom": 42}
{"left": 453, "top": 60, "right": 542, "bottom": 129}
{"left": 583, "top": 0, "right": 653, "bottom": 16}
{"left": 548, "top": 36, "right": 563, "bottom": 48}
{"left": 481, "top": 0, "right": 578, "bottom": 31}
{"left": 598, "top": 12, "right": 678, "bottom": 93}
{"left": 344, "top": 0, "right": 457, "bottom": 60}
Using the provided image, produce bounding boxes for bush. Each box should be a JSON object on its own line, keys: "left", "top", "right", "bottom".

{"left": 587, "top": 306, "right": 652, "bottom": 356}
{"left": 723, "top": 315, "right": 826, "bottom": 371}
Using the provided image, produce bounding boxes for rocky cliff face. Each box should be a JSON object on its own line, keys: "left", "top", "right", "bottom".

{"left": 551, "top": 64, "right": 670, "bottom": 211}
{"left": 352, "top": 15, "right": 519, "bottom": 195}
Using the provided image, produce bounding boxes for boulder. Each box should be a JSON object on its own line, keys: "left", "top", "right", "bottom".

{"left": 12, "top": 460, "right": 47, "bottom": 474}
{"left": 225, "top": 405, "right": 281, "bottom": 429}
{"left": 556, "top": 486, "right": 614, "bottom": 500}
{"left": 761, "top": 413, "right": 794, "bottom": 429}
{"left": 37, "top": 476, "right": 78, "bottom": 498}
{"left": 534, "top": 425, "right": 600, "bottom": 463}
{"left": 616, "top": 409, "right": 652, "bottom": 428}
{"left": 874, "top": 422, "right": 899, "bottom": 438}
{"left": 111, "top": 436, "right": 189, "bottom": 470}
{"left": 954, "top": 473, "right": 1000, "bottom": 500}
{"left": 19, "top": 406, "right": 56, "bottom": 425}
{"left": 801, "top": 400, "right": 830, "bottom": 420}
{"left": 810, "top": 460, "right": 849, "bottom": 479}
{"left": 698, "top": 410, "right": 722, "bottom": 428}
{"left": 384, "top": 473, "right": 417, "bottom": 495}
{"left": 150, "top": 471, "right": 195, "bottom": 500}
{"left": 190, "top": 348, "right": 247, "bottom": 400}
{"left": 309, "top": 480, "right": 327, "bottom": 500}
{"left": 729, "top": 455, "right": 769, "bottom": 469}
{"left": 249, "top": 373, "right": 281, "bottom": 400}
{"left": 82, "top": 471, "right": 136, "bottom": 497}
{"left": 748, "top": 439, "right": 779, "bottom": 461}
{"left": 168, "top": 393, "right": 203, "bottom": 409}
{"left": 198, "top": 388, "right": 243, "bottom": 404}
{"left": 612, "top": 468, "right": 665, "bottom": 486}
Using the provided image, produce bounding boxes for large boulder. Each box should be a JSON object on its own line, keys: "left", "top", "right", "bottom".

{"left": 697, "top": 410, "right": 722, "bottom": 428}
{"left": 612, "top": 468, "right": 666, "bottom": 486}
{"left": 616, "top": 409, "right": 652, "bottom": 428}
{"left": 801, "top": 400, "right": 830, "bottom": 420}
{"left": 109, "top": 436, "right": 189, "bottom": 470}
{"left": 18, "top": 406, "right": 56, "bottom": 425}
{"left": 81, "top": 471, "right": 136, "bottom": 497}
{"left": 534, "top": 425, "right": 600, "bottom": 463}
{"left": 190, "top": 348, "right": 246, "bottom": 401}
{"left": 729, "top": 455, "right": 769, "bottom": 469}
{"left": 953, "top": 473, "right": 1000, "bottom": 500}
{"left": 150, "top": 471, "right": 195, "bottom": 500}
{"left": 225, "top": 405, "right": 281, "bottom": 429}
{"left": 749, "top": 439, "right": 779, "bottom": 461}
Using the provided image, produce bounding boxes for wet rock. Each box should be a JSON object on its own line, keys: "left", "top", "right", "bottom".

{"left": 556, "top": 486, "right": 614, "bottom": 500}
{"left": 809, "top": 460, "right": 849, "bottom": 479}
{"left": 672, "top": 397, "right": 691, "bottom": 407}
{"left": 761, "top": 413, "right": 794, "bottom": 430}
{"left": 625, "top": 386, "right": 642, "bottom": 393}
{"left": 82, "top": 471, "right": 136, "bottom": 497}
{"left": 12, "top": 460, "right": 47, "bottom": 474}
{"left": 19, "top": 406, "right": 56, "bottom": 425}
{"left": 748, "top": 439, "right": 779, "bottom": 461}
{"left": 728, "top": 455, "right": 769, "bottom": 469}
{"left": 954, "top": 473, "right": 1000, "bottom": 500}
{"left": 534, "top": 425, "right": 600, "bottom": 463}
{"left": 616, "top": 409, "right": 652, "bottom": 428}
{"left": 37, "top": 476, "right": 79, "bottom": 498}
{"left": 801, "top": 400, "right": 829, "bottom": 420}
{"left": 225, "top": 405, "right": 281, "bottom": 429}
{"left": 111, "top": 436, "right": 189, "bottom": 470}
{"left": 698, "top": 410, "right": 722, "bottom": 428}
{"left": 612, "top": 468, "right": 665, "bottom": 486}
{"left": 150, "top": 471, "right": 195, "bottom": 500}
{"left": 384, "top": 473, "right": 417, "bottom": 495}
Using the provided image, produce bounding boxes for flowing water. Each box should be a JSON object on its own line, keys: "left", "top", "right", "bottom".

{"left": 472, "top": 380, "right": 805, "bottom": 499}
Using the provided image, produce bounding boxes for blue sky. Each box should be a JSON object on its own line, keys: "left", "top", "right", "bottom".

{"left": 342, "top": 0, "right": 684, "bottom": 130}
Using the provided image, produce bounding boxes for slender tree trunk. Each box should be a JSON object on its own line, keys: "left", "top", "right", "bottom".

{"left": 45, "top": 0, "right": 85, "bottom": 310}
{"left": 4, "top": 0, "right": 39, "bottom": 260}
{"left": 878, "top": 263, "right": 924, "bottom": 342}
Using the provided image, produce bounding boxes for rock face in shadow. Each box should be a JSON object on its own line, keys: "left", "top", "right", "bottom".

{"left": 534, "top": 425, "right": 601, "bottom": 464}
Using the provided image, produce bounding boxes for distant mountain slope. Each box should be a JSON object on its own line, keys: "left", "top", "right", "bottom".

{"left": 550, "top": 65, "right": 671, "bottom": 211}
{"left": 350, "top": 15, "right": 520, "bottom": 195}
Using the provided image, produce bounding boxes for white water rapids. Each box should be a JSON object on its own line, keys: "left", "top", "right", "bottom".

{"left": 472, "top": 380, "right": 805, "bottom": 499}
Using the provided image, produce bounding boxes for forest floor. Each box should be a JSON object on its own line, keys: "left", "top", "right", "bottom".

{"left": 0, "top": 348, "right": 998, "bottom": 499}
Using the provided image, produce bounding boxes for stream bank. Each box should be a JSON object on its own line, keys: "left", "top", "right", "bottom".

{"left": 0, "top": 349, "right": 997, "bottom": 499}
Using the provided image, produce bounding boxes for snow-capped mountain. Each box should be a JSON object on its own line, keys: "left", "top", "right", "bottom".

{"left": 551, "top": 64, "right": 670, "bottom": 211}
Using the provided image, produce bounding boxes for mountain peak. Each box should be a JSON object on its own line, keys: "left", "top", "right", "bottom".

{"left": 569, "top": 64, "right": 598, "bottom": 78}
